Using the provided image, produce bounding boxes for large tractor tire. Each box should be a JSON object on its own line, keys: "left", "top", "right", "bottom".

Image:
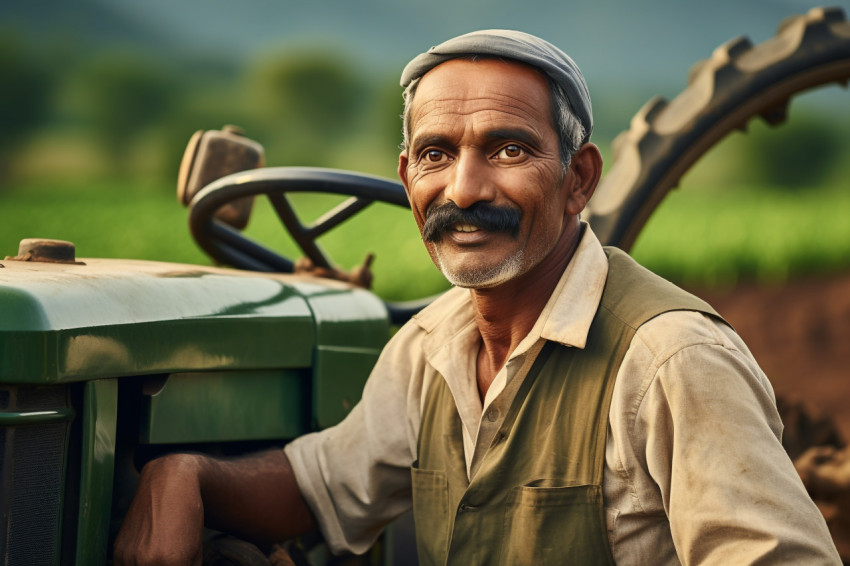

{"left": 587, "top": 6, "right": 850, "bottom": 250}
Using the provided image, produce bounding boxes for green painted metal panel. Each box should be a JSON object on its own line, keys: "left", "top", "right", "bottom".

{"left": 312, "top": 346, "right": 382, "bottom": 429}
{"left": 142, "top": 369, "right": 310, "bottom": 444}
{"left": 0, "top": 258, "right": 312, "bottom": 331}
{"left": 75, "top": 379, "right": 118, "bottom": 566}
{"left": 0, "top": 286, "right": 49, "bottom": 331}
{"left": 299, "top": 282, "right": 389, "bottom": 428}
{"left": 0, "top": 316, "right": 314, "bottom": 384}
{"left": 299, "top": 282, "right": 390, "bottom": 349}
{"left": 0, "top": 259, "right": 336, "bottom": 384}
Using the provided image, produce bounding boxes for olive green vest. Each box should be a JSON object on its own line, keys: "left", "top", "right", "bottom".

{"left": 411, "top": 248, "right": 721, "bottom": 566}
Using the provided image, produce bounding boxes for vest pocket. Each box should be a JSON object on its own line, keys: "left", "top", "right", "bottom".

{"left": 499, "top": 484, "right": 614, "bottom": 566}
{"left": 411, "top": 464, "right": 450, "bottom": 566}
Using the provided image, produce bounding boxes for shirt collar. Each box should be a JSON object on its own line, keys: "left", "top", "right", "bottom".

{"left": 413, "top": 222, "right": 609, "bottom": 355}
{"left": 536, "top": 222, "right": 608, "bottom": 349}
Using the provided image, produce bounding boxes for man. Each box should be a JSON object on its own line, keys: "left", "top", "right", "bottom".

{"left": 115, "top": 30, "right": 840, "bottom": 564}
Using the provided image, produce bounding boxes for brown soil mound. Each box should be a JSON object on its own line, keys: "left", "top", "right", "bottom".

{"left": 692, "top": 272, "right": 850, "bottom": 441}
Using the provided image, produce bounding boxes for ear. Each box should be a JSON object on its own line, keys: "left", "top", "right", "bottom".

{"left": 563, "top": 143, "right": 603, "bottom": 216}
{"left": 398, "top": 151, "right": 411, "bottom": 197}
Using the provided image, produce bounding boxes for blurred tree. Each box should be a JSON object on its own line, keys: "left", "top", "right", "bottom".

{"left": 746, "top": 112, "right": 843, "bottom": 188}
{"left": 0, "top": 36, "right": 52, "bottom": 184}
{"left": 152, "top": 59, "right": 245, "bottom": 185}
{"left": 77, "top": 51, "right": 175, "bottom": 174}
{"left": 247, "top": 50, "right": 365, "bottom": 166}
{"left": 371, "top": 73, "right": 405, "bottom": 153}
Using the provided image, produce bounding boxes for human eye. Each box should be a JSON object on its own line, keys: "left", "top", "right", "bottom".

{"left": 421, "top": 149, "right": 449, "bottom": 163}
{"left": 494, "top": 144, "right": 525, "bottom": 159}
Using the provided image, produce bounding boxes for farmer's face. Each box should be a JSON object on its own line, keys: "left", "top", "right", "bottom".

{"left": 398, "top": 58, "right": 575, "bottom": 288}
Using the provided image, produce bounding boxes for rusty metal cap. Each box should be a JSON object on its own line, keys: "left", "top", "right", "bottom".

{"left": 8, "top": 239, "right": 85, "bottom": 264}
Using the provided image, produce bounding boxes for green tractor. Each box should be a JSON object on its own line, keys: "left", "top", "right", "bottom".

{"left": 1, "top": 6, "right": 848, "bottom": 565}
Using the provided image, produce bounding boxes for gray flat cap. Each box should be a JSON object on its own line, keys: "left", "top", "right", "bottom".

{"left": 401, "top": 29, "right": 592, "bottom": 143}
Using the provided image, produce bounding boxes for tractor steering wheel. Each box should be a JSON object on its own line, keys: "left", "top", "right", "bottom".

{"left": 188, "top": 166, "right": 429, "bottom": 324}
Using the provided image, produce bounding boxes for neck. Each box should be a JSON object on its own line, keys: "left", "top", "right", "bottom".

{"left": 471, "top": 222, "right": 583, "bottom": 398}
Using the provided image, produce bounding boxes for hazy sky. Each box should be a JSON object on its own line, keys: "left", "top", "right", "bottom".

{"left": 97, "top": 0, "right": 846, "bottom": 88}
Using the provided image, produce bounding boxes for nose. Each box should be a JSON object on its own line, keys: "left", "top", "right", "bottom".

{"left": 443, "top": 151, "right": 496, "bottom": 209}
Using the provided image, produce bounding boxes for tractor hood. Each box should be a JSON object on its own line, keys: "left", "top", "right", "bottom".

{"left": 0, "top": 256, "right": 389, "bottom": 384}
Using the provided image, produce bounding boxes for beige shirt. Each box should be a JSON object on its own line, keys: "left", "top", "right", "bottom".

{"left": 285, "top": 225, "right": 840, "bottom": 564}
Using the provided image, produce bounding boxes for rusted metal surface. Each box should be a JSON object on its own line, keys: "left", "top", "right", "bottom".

{"left": 293, "top": 252, "right": 375, "bottom": 289}
{"left": 5, "top": 238, "right": 85, "bottom": 265}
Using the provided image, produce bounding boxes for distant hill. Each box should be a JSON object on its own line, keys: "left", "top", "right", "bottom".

{"left": 0, "top": 0, "right": 240, "bottom": 79}
{"left": 0, "top": 0, "right": 175, "bottom": 54}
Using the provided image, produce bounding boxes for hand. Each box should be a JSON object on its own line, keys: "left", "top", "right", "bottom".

{"left": 113, "top": 454, "right": 205, "bottom": 565}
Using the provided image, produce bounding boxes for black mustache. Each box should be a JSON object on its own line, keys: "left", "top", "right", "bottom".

{"left": 422, "top": 202, "right": 522, "bottom": 243}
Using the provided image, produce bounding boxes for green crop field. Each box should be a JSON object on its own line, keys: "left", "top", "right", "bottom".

{"left": 2, "top": 178, "right": 849, "bottom": 300}
{"left": 631, "top": 183, "right": 850, "bottom": 288}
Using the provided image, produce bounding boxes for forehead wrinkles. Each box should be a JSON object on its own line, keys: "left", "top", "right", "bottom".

{"left": 410, "top": 90, "right": 552, "bottom": 145}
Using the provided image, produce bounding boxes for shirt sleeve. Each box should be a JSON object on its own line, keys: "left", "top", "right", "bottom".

{"left": 630, "top": 312, "right": 841, "bottom": 564}
{"left": 284, "top": 320, "right": 427, "bottom": 555}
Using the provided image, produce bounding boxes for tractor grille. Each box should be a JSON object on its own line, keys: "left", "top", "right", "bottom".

{"left": 0, "top": 386, "right": 72, "bottom": 566}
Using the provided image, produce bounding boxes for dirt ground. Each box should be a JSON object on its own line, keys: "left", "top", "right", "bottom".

{"left": 691, "top": 272, "right": 850, "bottom": 443}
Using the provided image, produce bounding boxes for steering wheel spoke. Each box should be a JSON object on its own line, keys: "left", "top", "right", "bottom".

{"left": 309, "top": 196, "right": 374, "bottom": 237}
{"left": 266, "top": 191, "right": 332, "bottom": 269}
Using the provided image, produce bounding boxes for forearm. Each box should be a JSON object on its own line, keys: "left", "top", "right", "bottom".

{"left": 195, "top": 448, "right": 318, "bottom": 543}
{"left": 114, "top": 448, "right": 317, "bottom": 565}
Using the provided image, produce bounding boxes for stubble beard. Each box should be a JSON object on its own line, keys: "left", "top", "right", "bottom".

{"left": 430, "top": 244, "right": 527, "bottom": 289}
{"left": 430, "top": 227, "right": 564, "bottom": 289}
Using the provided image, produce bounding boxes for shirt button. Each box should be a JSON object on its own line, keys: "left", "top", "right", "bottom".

{"left": 486, "top": 408, "right": 499, "bottom": 422}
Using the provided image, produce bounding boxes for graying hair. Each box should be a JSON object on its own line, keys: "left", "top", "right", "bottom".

{"left": 401, "top": 68, "right": 586, "bottom": 171}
